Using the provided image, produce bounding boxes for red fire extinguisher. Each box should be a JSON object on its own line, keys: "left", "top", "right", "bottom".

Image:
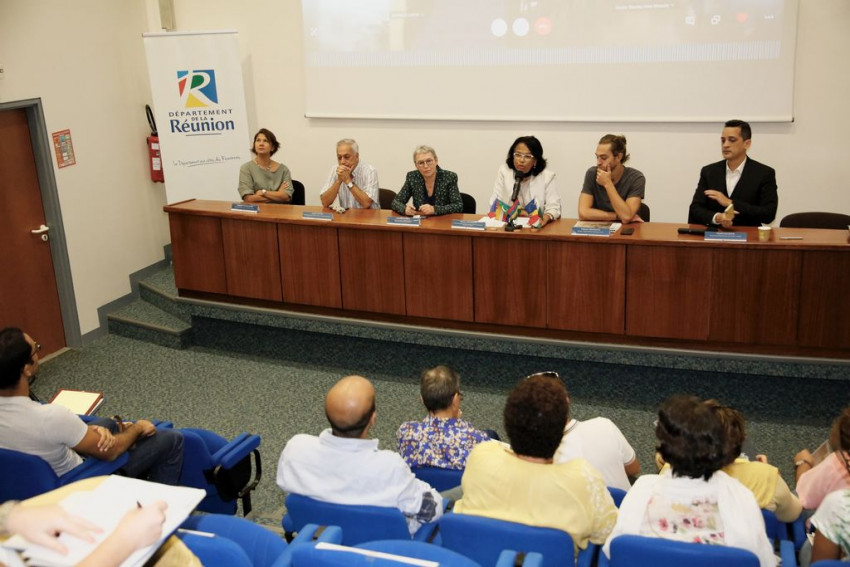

{"left": 146, "top": 104, "right": 164, "bottom": 183}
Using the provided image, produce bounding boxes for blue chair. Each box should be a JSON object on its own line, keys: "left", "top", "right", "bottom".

{"left": 410, "top": 466, "right": 463, "bottom": 492}
{"left": 180, "top": 515, "right": 341, "bottom": 567}
{"left": 607, "top": 487, "right": 627, "bottom": 508}
{"left": 287, "top": 540, "right": 479, "bottom": 567}
{"left": 439, "top": 512, "right": 593, "bottom": 567}
{"left": 761, "top": 508, "right": 806, "bottom": 552}
{"left": 0, "top": 447, "right": 129, "bottom": 502}
{"left": 282, "top": 493, "right": 438, "bottom": 545}
{"left": 601, "top": 534, "right": 797, "bottom": 567}
{"left": 178, "top": 428, "right": 262, "bottom": 516}
{"left": 811, "top": 562, "right": 847, "bottom": 566}
{"left": 497, "top": 550, "right": 544, "bottom": 566}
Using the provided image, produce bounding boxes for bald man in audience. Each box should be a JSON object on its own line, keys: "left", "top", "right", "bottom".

{"left": 276, "top": 375, "right": 443, "bottom": 535}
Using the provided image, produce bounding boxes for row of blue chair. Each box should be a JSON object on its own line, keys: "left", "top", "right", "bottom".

{"left": 0, "top": 419, "right": 261, "bottom": 516}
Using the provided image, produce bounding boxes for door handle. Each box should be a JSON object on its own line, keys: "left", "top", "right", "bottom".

{"left": 31, "top": 224, "right": 50, "bottom": 235}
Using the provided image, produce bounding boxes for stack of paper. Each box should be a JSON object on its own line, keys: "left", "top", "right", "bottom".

{"left": 2, "top": 476, "right": 205, "bottom": 567}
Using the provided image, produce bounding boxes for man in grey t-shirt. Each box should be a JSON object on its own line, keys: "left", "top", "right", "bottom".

{"left": 578, "top": 134, "right": 645, "bottom": 224}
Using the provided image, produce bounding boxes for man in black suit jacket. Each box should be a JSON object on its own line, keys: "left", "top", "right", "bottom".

{"left": 688, "top": 119, "right": 778, "bottom": 227}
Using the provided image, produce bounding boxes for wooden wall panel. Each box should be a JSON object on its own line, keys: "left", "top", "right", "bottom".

{"left": 221, "top": 218, "right": 282, "bottom": 301}
{"left": 403, "top": 233, "right": 473, "bottom": 321}
{"left": 708, "top": 249, "right": 801, "bottom": 345}
{"left": 798, "top": 251, "right": 850, "bottom": 348}
{"left": 548, "top": 241, "right": 626, "bottom": 334}
{"left": 279, "top": 224, "right": 342, "bottom": 308}
{"left": 339, "top": 229, "right": 405, "bottom": 315}
{"left": 626, "top": 246, "right": 712, "bottom": 340}
{"left": 168, "top": 214, "right": 227, "bottom": 294}
{"left": 474, "top": 238, "right": 547, "bottom": 327}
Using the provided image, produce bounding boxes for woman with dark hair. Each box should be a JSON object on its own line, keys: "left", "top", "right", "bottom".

{"left": 455, "top": 373, "right": 616, "bottom": 555}
{"left": 603, "top": 395, "right": 774, "bottom": 567}
{"left": 795, "top": 406, "right": 850, "bottom": 510}
{"left": 238, "top": 128, "right": 293, "bottom": 204}
{"left": 487, "top": 136, "right": 561, "bottom": 227}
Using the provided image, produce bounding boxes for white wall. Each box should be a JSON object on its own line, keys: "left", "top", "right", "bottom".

{"left": 172, "top": 0, "right": 850, "bottom": 224}
{"left": 1, "top": 0, "right": 848, "bottom": 336}
{"left": 0, "top": 0, "right": 172, "bottom": 335}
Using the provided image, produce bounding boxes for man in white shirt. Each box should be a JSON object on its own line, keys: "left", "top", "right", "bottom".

{"left": 0, "top": 327, "right": 183, "bottom": 484}
{"left": 277, "top": 375, "right": 442, "bottom": 536}
{"left": 553, "top": 383, "right": 640, "bottom": 491}
{"left": 320, "top": 138, "right": 380, "bottom": 210}
{"left": 687, "top": 119, "right": 778, "bottom": 227}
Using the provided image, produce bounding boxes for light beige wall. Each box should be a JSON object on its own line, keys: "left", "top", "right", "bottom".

{"left": 0, "top": 0, "right": 847, "bottom": 335}
{"left": 172, "top": 0, "right": 850, "bottom": 224}
{"left": 0, "top": 0, "right": 171, "bottom": 335}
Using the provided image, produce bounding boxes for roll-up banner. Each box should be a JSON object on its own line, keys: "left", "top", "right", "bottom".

{"left": 143, "top": 30, "right": 250, "bottom": 204}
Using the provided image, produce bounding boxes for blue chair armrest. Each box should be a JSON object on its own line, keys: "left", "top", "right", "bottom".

{"left": 790, "top": 516, "right": 807, "bottom": 551}
{"left": 597, "top": 548, "right": 611, "bottom": 567}
{"left": 216, "top": 434, "right": 261, "bottom": 469}
{"left": 780, "top": 540, "right": 797, "bottom": 567}
{"left": 412, "top": 520, "right": 439, "bottom": 543}
{"left": 292, "top": 524, "right": 344, "bottom": 545}
{"left": 497, "top": 550, "right": 544, "bottom": 567}
{"left": 60, "top": 452, "right": 129, "bottom": 485}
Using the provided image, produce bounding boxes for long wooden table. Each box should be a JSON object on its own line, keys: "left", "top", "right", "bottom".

{"left": 164, "top": 200, "right": 850, "bottom": 359}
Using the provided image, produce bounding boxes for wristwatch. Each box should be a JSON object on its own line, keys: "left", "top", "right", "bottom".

{"left": 795, "top": 458, "right": 813, "bottom": 468}
{"left": 346, "top": 181, "right": 354, "bottom": 189}
{"left": 261, "top": 189, "right": 267, "bottom": 196}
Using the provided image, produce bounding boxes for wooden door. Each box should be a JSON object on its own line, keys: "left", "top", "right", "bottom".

{"left": 0, "top": 109, "right": 65, "bottom": 354}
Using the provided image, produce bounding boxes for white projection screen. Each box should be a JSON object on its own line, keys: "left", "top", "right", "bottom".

{"left": 301, "top": 0, "right": 798, "bottom": 122}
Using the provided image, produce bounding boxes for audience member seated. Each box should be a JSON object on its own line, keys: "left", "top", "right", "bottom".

{"left": 397, "top": 365, "right": 490, "bottom": 471}
{"left": 0, "top": 499, "right": 167, "bottom": 567}
{"left": 577, "top": 134, "right": 646, "bottom": 224}
{"left": 390, "top": 146, "right": 463, "bottom": 217}
{"left": 794, "top": 406, "right": 850, "bottom": 510}
{"left": 454, "top": 372, "right": 617, "bottom": 555}
{"left": 808, "top": 489, "right": 849, "bottom": 565}
{"left": 488, "top": 136, "right": 561, "bottom": 228}
{"left": 238, "top": 128, "right": 294, "bottom": 204}
{"left": 276, "top": 375, "right": 443, "bottom": 536}
{"left": 320, "top": 138, "right": 379, "bottom": 210}
{"left": 0, "top": 328, "right": 183, "bottom": 485}
{"left": 603, "top": 395, "right": 774, "bottom": 567}
{"left": 552, "top": 377, "right": 640, "bottom": 491}
{"left": 706, "top": 400, "right": 802, "bottom": 522}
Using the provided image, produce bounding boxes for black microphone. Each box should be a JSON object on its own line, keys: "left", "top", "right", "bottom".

{"left": 511, "top": 170, "right": 524, "bottom": 202}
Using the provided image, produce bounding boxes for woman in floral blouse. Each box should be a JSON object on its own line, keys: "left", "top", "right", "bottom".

{"left": 391, "top": 146, "right": 463, "bottom": 216}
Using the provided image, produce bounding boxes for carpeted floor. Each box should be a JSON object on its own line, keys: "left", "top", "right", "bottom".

{"left": 34, "top": 320, "right": 849, "bottom": 526}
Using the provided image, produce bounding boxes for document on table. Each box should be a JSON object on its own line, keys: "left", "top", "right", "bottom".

{"left": 2, "top": 476, "right": 205, "bottom": 567}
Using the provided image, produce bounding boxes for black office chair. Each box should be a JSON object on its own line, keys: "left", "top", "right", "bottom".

{"left": 460, "top": 193, "right": 476, "bottom": 214}
{"left": 378, "top": 188, "right": 397, "bottom": 210}
{"left": 638, "top": 202, "right": 651, "bottom": 222}
{"left": 290, "top": 180, "right": 305, "bottom": 205}
{"left": 779, "top": 212, "right": 850, "bottom": 229}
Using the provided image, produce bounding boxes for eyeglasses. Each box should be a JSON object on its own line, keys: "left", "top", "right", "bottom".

{"left": 513, "top": 152, "right": 534, "bottom": 161}
{"left": 523, "top": 371, "right": 560, "bottom": 381}
{"left": 32, "top": 342, "right": 42, "bottom": 356}
{"left": 415, "top": 158, "right": 435, "bottom": 167}
{"left": 455, "top": 391, "right": 464, "bottom": 401}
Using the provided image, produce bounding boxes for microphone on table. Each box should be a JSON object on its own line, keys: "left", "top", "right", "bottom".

{"left": 511, "top": 170, "right": 525, "bottom": 203}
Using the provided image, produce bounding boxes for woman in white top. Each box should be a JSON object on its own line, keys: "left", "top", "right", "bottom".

{"left": 488, "top": 136, "right": 561, "bottom": 227}
{"left": 603, "top": 395, "right": 775, "bottom": 567}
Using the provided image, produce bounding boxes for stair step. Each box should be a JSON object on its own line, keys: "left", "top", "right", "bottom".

{"left": 107, "top": 300, "right": 192, "bottom": 349}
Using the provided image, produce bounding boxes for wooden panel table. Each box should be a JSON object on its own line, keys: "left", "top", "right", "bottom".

{"left": 164, "top": 200, "right": 850, "bottom": 358}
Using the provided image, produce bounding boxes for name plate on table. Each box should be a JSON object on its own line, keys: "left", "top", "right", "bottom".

{"left": 387, "top": 216, "right": 421, "bottom": 227}
{"left": 302, "top": 211, "right": 334, "bottom": 221}
{"left": 451, "top": 220, "right": 486, "bottom": 231}
{"left": 704, "top": 231, "right": 748, "bottom": 242}
{"left": 231, "top": 203, "right": 259, "bottom": 213}
{"left": 571, "top": 221, "right": 621, "bottom": 237}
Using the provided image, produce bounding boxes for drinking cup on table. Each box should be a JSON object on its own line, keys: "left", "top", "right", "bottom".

{"left": 758, "top": 226, "right": 772, "bottom": 242}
